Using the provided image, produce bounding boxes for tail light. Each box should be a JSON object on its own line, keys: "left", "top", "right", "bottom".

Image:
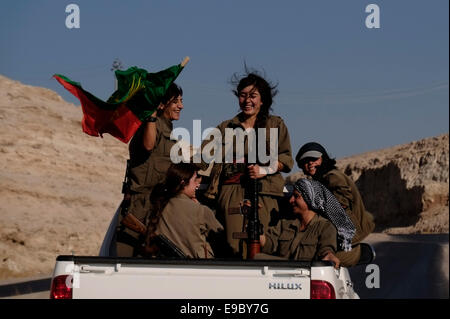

{"left": 311, "top": 280, "right": 336, "bottom": 299}
{"left": 50, "top": 275, "right": 73, "bottom": 299}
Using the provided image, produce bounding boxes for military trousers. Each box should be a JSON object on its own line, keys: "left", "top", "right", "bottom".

{"left": 115, "top": 192, "right": 153, "bottom": 257}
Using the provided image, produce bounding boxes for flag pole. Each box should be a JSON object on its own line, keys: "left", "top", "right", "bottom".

{"left": 181, "top": 56, "right": 190, "bottom": 67}
{"left": 111, "top": 59, "right": 124, "bottom": 91}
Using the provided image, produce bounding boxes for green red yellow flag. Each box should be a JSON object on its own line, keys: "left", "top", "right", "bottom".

{"left": 54, "top": 58, "right": 188, "bottom": 143}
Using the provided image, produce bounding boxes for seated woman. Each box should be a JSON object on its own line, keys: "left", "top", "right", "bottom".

{"left": 145, "top": 163, "right": 224, "bottom": 258}
{"left": 261, "top": 178, "right": 355, "bottom": 268}
{"left": 296, "top": 142, "right": 375, "bottom": 266}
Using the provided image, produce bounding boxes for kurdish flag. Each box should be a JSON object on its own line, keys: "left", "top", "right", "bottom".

{"left": 54, "top": 57, "right": 189, "bottom": 143}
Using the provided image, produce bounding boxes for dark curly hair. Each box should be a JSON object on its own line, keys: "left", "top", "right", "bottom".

{"left": 231, "top": 66, "right": 278, "bottom": 128}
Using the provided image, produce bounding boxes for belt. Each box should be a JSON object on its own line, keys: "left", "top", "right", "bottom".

{"left": 222, "top": 173, "right": 244, "bottom": 185}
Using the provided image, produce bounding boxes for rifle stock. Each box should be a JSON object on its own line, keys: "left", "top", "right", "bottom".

{"left": 120, "top": 200, "right": 147, "bottom": 235}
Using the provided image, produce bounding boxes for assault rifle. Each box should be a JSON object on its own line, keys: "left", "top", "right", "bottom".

{"left": 246, "top": 175, "right": 263, "bottom": 259}
{"left": 232, "top": 172, "right": 263, "bottom": 260}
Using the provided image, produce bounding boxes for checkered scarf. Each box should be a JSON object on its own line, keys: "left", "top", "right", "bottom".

{"left": 293, "top": 178, "right": 355, "bottom": 251}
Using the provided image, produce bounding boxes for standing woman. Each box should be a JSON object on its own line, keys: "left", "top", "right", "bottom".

{"left": 115, "top": 83, "right": 184, "bottom": 257}
{"left": 146, "top": 163, "right": 224, "bottom": 258}
{"left": 295, "top": 142, "right": 375, "bottom": 266}
{"left": 203, "top": 70, "right": 294, "bottom": 257}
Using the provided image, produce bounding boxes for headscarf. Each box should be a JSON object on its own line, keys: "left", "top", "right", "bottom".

{"left": 293, "top": 178, "right": 355, "bottom": 251}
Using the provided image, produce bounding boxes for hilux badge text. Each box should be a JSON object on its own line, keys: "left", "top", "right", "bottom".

{"left": 268, "top": 283, "right": 302, "bottom": 290}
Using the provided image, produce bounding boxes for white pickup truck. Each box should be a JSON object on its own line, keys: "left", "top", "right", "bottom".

{"left": 50, "top": 255, "right": 361, "bottom": 299}
{"left": 49, "top": 207, "right": 375, "bottom": 300}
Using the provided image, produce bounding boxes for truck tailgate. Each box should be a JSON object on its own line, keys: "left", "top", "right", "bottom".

{"left": 59, "top": 256, "right": 312, "bottom": 299}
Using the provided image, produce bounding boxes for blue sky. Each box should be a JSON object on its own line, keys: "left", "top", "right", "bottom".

{"left": 1, "top": 0, "right": 448, "bottom": 172}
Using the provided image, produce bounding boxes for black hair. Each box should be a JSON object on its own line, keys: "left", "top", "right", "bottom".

{"left": 231, "top": 66, "right": 278, "bottom": 128}
{"left": 161, "top": 82, "right": 183, "bottom": 104}
{"left": 146, "top": 163, "right": 198, "bottom": 245}
{"left": 156, "top": 82, "right": 183, "bottom": 116}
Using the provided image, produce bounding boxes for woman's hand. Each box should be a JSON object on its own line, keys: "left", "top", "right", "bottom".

{"left": 322, "top": 251, "right": 341, "bottom": 269}
{"left": 239, "top": 199, "right": 262, "bottom": 213}
{"left": 247, "top": 164, "right": 267, "bottom": 179}
{"left": 259, "top": 234, "right": 266, "bottom": 247}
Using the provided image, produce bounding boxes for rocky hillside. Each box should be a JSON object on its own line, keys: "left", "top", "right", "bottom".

{"left": 339, "top": 134, "right": 449, "bottom": 234}
{"left": 0, "top": 75, "right": 128, "bottom": 279}
{"left": 288, "top": 134, "right": 449, "bottom": 234}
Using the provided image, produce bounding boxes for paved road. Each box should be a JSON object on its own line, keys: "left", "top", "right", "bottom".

{"left": 0, "top": 276, "right": 51, "bottom": 299}
{"left": 1, "top": 233, "right": 448, "bottom": 299}
{"left": 349, "top": 233, "right": 449, "bottom": 299}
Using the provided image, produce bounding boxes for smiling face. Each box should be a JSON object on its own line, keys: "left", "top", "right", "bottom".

{"left": 238, "top": 85, "right": 263, "bottom": 118}
{"left": 289, "top": 190, "right": 309, "bottom": 215}
{"left": 301, "top": 157, "right": 323, "bottom": 177}
{"left": 182, "top": 171, "right": 202, "bottom": 199}
{"left": 162, "top": 95, "right": 183, "bottom": 121}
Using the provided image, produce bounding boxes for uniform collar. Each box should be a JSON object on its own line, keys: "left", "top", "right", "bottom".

{"left": 227, "top": 113, "right": 273, "bottom": 129}
{"left": 175, "top": 192, "right": 193, "bottom": 201}
{"left": 308, "top": 213, "right": 320, "bottom": 225}
{"left": 289, "top": 213, "right": 319, "bottom": 232}
{"left": 228, "top": 113, "right": 245, "bottom": 128}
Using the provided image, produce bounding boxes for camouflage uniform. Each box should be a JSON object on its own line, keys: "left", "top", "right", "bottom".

{"left": 203, "top": 114, "right": 294, "bottom": 256}
{"left": 262, "top": 214, "right": 337, "bottom": 261}
{"left": 321, "top": 169, "right": 375, "bottom": 266}
{"left": 156, "top": 193, "right": 224, "bottom": 258}
{"left": 116, "top": 116, "right": 176, "bottom": 257}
